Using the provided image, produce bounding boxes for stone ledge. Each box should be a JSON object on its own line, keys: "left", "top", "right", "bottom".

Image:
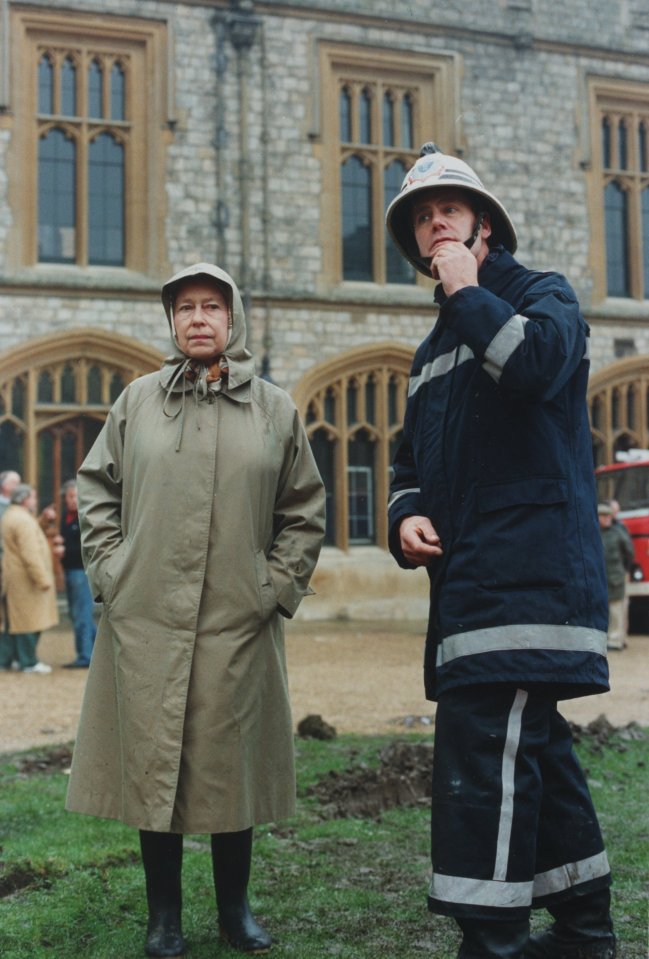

{"left": 297, "top": 545, "right": 430, "bottom": 621}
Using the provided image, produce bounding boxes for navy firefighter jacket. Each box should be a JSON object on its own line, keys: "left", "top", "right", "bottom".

{"left": 388, "top": 246, "right": 609, "bottom": 702}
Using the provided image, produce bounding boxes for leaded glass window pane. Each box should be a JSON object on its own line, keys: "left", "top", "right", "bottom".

{"left": 340, "top": 87, "right": 351, "bottom": 143}
{"left": 111, "top": 62, "right": 125, "bottom": 120}
{"left": 38, "top": 56, "right": 53, "bottom": 115}
{"left": 365, "top": 377, "right": 376, "bottom": 424}
{"left": 12, "top": 379, "right": 25, "bottom": 418}
{"left": 342, "top": 156, "right": 372, "bottom": 281}
{"left": 348, "top": 429, "right": 375, "bottom": 543}
{"left": 37, "top": 371, "right": 54, "bottom": 402}
{"left": 61, "top": 57, "right": 77, "bottom": 116}
{"left": 382, "top": 93, "right": 394, "bottom": 147}
{"left": 310, "top": 428, "right": 335, "bottom": 545}
{"left": 359, "top": 89, "right": 371, "bottom": 144}
{"left": 618, "top": 119, "right": 628, "bottom": 170}
{"left": 627, "top": 385, "right": 636, "bottom": 429}
{"left": 347, "top": 379, "right": 358, "bottom": 426}
{"left": 401, "top": 93, "right": 413, "bottom": 148}
{"left": 87, "top": 366, "right": 102, "bottom": 403}
{"left": 38, "top": 431, "right": 54, "bottom": 506}
{"left": 388, "top": 378, "right": 398, "bottom": 425}
{"left": 88, "top": 133, "right": 125, "bottom": 265}
{"left": 0, "top": 422, "right": 24, "bottom": 474}
{"left": 605, "top": 181, "right": 629, "bottom": 296}
{"left": 110, "top": 373, "right": 125, "bottom": 402}
{"left": 88, "top": 59, "right": 103, "bottom": 118}
{"left": 38, "top": 129, "right": 76, "bottom": 263}
{"left": 384, "top": 159, "right": 415, "bottom": 284}
{"left": 639, "top": 122, "right": 647, "bottom": 173}
{"left": 61, "top": 364, "right": 76, "bottom": 403}
{"left": 602, "top": 116, "right": 611, "bottom": 169}
{"left": 324, "top": 387, "right": 336, "bottom": 424}
{"left": 61, "top": 430, "right": 77, "bottom": 481}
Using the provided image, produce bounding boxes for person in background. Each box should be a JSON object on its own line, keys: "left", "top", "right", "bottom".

{"left": 59, "top": 479, "right": 96, "bottom": 668}
{"left": 0, "top": 483, "right": 58, "bottom": 673}
{"left": 385, "top": 143, "right": 615, "bottom": 959}
{"left": 608, "top": 498, "right": 634, "bottom": 640}
{"left": 65, "top": 263, "right": 325, "bottom": 957}
{"left": 598, "top": 503, "right": 634, "bottom": 651}
{"left": 0, "top": 469, "right": 21, "bottom": 668}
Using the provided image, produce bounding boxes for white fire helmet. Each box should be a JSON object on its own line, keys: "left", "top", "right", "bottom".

{"left": 385, "top": 142, "right": 518, "bottom": 278}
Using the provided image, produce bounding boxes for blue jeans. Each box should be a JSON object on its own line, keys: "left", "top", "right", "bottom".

{"left": 65, "top": 568, "right": 97, "bottom": 665}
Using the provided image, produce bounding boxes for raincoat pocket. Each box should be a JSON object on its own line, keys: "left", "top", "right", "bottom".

{"left": 253, "top": 549, "right": 279, "bottom": 622}
{"left": 100, "top": 539, "right": 130, "bottom": 607}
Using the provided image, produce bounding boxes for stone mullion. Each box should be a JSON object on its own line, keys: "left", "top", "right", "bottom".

{"left": 375, "top": 366, "right": 390, "bottom": 549}
{"left": 337, "top": 377, "right": 350, "bottom": 552}
{"left": 24, "top": 368, "right": 38, "bottom": 487}
{"left": 77, "top": 119, "right": 88, "bottom": 266}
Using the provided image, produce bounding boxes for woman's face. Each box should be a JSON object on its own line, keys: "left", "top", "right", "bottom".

{"left": 173, "top": 279, "right": 230, "bottom": 360}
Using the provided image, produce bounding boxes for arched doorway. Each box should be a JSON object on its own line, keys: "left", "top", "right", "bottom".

{"left": 0, "top": 328, "right": 163, "bottom": 506}
{"left": 293, "top": 343, "right": 414, "bottom": 551}
{"left": 588, "top": 356, "right": 649, "bottom": 466}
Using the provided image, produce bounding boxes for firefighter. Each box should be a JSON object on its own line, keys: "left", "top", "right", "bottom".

{"left": 386, "top": 144, "right": 616, "bottom": 959}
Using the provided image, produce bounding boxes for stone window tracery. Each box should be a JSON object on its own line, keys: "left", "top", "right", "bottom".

{"left": 8, "top": 7, "right": 168, "bottom": 276}
{"left": 295, "top": 345, "right": 414, "bottom": 550}
{"left": 0, "top": 332, "right": 161, "bottom": 507}
{"left": 319, "top": 42, "right": 457, "bottom": 288}
{"left": 589, "top": 79, "right": 649, "bottom": 302}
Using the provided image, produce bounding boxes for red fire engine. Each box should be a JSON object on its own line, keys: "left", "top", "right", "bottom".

{"left": 595, "top": 449, "right": 649, "bottom": 632}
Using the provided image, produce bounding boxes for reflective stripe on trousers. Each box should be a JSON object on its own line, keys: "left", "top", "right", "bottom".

{"left": 428, "top": 685, "right": 611, "bottom": 920}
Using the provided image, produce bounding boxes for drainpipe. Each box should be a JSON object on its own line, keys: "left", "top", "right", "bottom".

{"left": 259, "top": 20, "right": 274, "bottom": 381}
{"left": 228, "top": 1, "right": 259, "bottom": 346}
{"left": 0, "top": 0, "right": 9, "bottom": 112}
{"left": 212, "top": 12, "right": 229, "bottom": 268}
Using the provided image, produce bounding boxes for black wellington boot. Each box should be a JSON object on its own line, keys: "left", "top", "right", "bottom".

{"left": 139, "top": 830, "right": 186, "bottom": 958}
{"left": 211, "top": 829, "right": 272, "bottom": 955}
{"left": 524, "top": 888, "right": 616, "bottom": 959}
{"left": 457, "top": 917, "right": 530, "bottom": 958}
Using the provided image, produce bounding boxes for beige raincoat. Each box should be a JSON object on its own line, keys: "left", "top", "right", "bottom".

{"left": 66, "top": 264, "right": 325, "bottom": 833}
{"left": 1, "top": 504, "right": 58, "bottom": 633}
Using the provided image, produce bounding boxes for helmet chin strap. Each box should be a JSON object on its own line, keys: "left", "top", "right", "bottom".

{"left": 463, "top": 211, "right": 485, "bottom": 249}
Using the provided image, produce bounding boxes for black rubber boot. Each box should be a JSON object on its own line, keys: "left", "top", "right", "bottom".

{"left": 211, "top": 829, "right": 272, "bottom": 955}
{"left": 524, "top": 888, "right": 616, "bottom": 958}
{"left": 457, "top": 917, "right": 530, "bottom": 958}
{"left": 139, "top": 830, "right": 186, "bottom": 958}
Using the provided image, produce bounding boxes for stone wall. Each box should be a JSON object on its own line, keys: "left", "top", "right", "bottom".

{"left": 0, "top": 0, "right": 647, "bottom": 388}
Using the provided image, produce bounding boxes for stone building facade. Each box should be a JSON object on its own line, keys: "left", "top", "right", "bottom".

{"left": 0, "top": 0, "right": 647, "bottom": 615}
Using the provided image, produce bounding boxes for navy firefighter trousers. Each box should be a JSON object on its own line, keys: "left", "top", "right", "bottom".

{"left": 428, "top": 685, "right": 612, "bottom": 920}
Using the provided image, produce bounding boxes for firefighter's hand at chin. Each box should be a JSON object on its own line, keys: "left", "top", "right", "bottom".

{"left": 431, "top": 241, "right": 479, "bottom": 296}
{"left": 399, "top": 515, "right": 443, "bottom": 567}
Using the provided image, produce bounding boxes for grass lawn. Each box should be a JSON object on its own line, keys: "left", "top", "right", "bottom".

{"left": 0, "top": 731, "right": 647, "bottom": 958}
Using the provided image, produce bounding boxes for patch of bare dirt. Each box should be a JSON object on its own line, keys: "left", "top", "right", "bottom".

{"left": 307, "top": 740, "right": 434, "bottom": 819}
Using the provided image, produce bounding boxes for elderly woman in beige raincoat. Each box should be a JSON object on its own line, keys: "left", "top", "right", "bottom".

{"left": 66, "top": 263, "right": 325, "bottom": 958}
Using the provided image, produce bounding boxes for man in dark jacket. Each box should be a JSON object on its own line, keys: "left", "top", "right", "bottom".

{"left": 59, "top": 479, "right": 96, "bottom": 668}
{"left": 385, "top": 144, "right": 614, "bottom": 959}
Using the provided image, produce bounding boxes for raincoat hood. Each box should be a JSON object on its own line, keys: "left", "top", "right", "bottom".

{"left": 160, "top": 262, "right": 255, "bottom": 394}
